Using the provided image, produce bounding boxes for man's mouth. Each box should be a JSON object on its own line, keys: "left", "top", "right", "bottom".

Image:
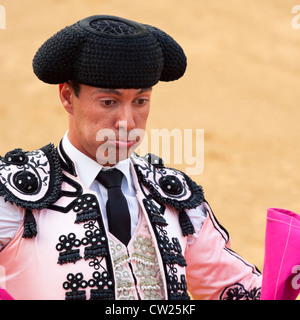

{"left": 106, "top": 139, "right": 136, "bottom": 148}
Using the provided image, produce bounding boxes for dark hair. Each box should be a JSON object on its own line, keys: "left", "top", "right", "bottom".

{"left": 69, "top": 80, "right": 81, "bottom": 97}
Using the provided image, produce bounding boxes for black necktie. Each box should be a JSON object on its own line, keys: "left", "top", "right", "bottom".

{"left": 96, "top": 169, "right": 131, "bottom": 246}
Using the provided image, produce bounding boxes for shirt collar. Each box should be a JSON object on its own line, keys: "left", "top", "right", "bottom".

{"left": 62, "top": 131, "right": 133, "bottom": 189}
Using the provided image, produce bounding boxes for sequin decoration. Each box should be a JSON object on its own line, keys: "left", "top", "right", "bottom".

{"left": 131, "top": 234, "right": 164, "bottom": 300}
{"left": 109, "top": 239, "right": 136, "bottom": 300}
{"left": 109, "top": 227, "right": 165, "bottom": 300}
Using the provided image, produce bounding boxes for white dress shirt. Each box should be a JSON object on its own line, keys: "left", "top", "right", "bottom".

{"left": 62, "top": 132, "right": 140, "bottom": 236}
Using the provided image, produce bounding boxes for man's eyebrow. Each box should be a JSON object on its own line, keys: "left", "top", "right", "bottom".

{"left": 92, "top": 88, "right": 122, "bottom": 96}
{"left": 137, "top": 87, "right": 152, "bottom": 94}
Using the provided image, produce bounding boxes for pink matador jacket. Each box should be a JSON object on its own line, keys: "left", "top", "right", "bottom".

{"left": 0, "top": 142, "right": 262, "bottom": 300}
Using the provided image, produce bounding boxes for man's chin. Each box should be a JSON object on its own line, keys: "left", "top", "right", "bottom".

{"left": 95, "top": 145, "right": 136, "bottom": 166}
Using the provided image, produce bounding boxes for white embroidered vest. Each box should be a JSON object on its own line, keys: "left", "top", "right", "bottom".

{"left": 109, "top": 206, "right": 165, "bottom": 300}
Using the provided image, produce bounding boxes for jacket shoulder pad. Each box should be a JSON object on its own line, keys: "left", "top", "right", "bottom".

{"left": 132, "top": 153, "right": 204, "bottom": 210}
{"left": 0, "top": 143, "right": 62, "bottom": 209}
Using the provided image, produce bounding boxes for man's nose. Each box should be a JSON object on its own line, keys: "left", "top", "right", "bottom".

{"left": 115, "top": 105, "right": 135, "bottom": 131}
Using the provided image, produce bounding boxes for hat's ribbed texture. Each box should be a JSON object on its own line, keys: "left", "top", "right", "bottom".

{"left": 32, "top": 15, "right": 187, "bottom": 88}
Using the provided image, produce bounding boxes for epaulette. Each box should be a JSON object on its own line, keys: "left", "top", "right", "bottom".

{"left": 0, "top": 143, "right": 63, "bottom": 238}
{"left": 131, "top": 153, "right": 205, "bottom": 236}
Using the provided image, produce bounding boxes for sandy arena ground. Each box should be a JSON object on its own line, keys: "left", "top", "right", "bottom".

{"left": 0, "top": 0, "right": 300, "bottom": 274}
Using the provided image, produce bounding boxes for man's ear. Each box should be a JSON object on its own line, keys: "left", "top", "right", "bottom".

{"left": 59, "top": 82, "right": 75, "bottom": 114}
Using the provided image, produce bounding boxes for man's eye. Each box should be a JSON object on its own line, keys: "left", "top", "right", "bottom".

{"left": 135, "top": 99, "right": 148, "bottom": 105}
{"left": 101, "top": 100, "right": 115, "bottom": 106}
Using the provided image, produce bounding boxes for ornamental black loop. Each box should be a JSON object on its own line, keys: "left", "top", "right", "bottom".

{"left": 82, "top": 229, "right": 105, "bottom": 245}
{"left": 143, "top": 153, "right": 164, "bottom": 168}
{"left": 3, "top": 148, "right": 28, "bottom": 165}
{"left": 63, "top": 272, "right": 87, "bottom": 300}
{"left": 73, "top": 194, "right": 101, "bottom": 223}
{"left": 13, "top": 171, "right": 39, "bottom": 194}
{"left": 89, "top": 271, "right": 113, "bottom": 289}
{"left": 73, "top": 194, "right": 98, "bottom": 212}
{"left": 83, "top": 220, "right": 96, "bottom": 230}
{"left": 159, "top": 175, "right": 183, "bottom": 196}
{"left": 143, "top": 198, "right": 168, "bottom": 227}
{"left": 89, "top": 270, "right": 114, "bottom": 300}
{"left": 171, "top": 238, "right": 182, "bottom": 253}
{"left": 88, "top": 258, "right": 104, "bottom": 270}
{"left": 82, "top": 229, "right": 108, "bottom": 260}
{"left": 56, "top": 232, "right": 82, "bottom": 265}
{"left": 167, "top": 274, "right": 190, "bottom": 300}
{"left": 56, "top": 233, "right": 81, "bottom": 250}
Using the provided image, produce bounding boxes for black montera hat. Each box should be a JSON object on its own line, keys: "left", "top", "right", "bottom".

{"left": 32, "top": 15, "right": 187, "bottom": 89}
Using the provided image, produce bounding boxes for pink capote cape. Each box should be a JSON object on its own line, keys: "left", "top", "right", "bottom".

{"left": 0, "top": 286, "right": 14, "bottom": 300}
{"left": 261, "top": 208, "right": 300, "bottom": 300}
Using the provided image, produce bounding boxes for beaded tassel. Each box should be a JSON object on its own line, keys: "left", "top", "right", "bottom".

{"left": 22, "top": 208, "right": 37, "bottom": 238}
{"left": 178, "top": 210, "right": 195, "bottom": 236}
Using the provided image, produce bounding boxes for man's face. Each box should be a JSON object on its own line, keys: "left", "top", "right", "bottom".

{"left": 59, "top": 83, "right": 152, "bottom": 165}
